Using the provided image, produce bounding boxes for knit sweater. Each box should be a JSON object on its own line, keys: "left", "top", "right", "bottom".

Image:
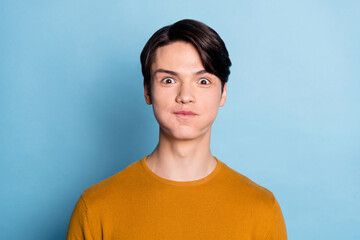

{"left": 66, "top": 155, "right": 287, "bottom": 239}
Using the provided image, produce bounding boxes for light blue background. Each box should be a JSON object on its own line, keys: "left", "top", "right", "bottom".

{"left": 1, "top": 0, "right": 359, "bottom": 239}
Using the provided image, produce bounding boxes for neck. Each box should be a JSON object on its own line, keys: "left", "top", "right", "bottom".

{"left": 146, "top": 127, "right": 217, "bottom": 181}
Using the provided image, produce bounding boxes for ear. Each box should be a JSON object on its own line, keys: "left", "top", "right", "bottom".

{"left": 144, "top": 80, "right": 152, "bottom": 105}
{"left": 219, "top": 82, "right": 227, "bottom": 107}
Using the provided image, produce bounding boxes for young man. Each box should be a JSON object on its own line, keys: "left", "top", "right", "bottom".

{"left": 66, "top": 19, "right": 287, "bottom": 239}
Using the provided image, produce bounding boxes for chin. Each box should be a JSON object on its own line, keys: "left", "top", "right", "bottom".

{"left": 172, "top": 133, "right": 198, "bottom": 140}
{"left": 170, "top": 130, "right": 197, "bottom": 140}
{"left": 167, "top": 127, "right": 209, "bottom": 141}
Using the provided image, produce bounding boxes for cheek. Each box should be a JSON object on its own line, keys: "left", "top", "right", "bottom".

{"left": 201, "top": 91, "right": 222, "bottom": 112}
{"left": 151, "top": 85, "right": 179, "bottom": 113}
{"left": 152, "top": 98, "right": 172, "bottom": 122}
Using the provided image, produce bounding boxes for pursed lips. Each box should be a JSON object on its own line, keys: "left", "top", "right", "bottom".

{"left": 174, "top": 110, "right": 197, "bottom": 117}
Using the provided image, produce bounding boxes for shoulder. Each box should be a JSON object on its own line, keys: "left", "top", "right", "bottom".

{"left": 219, "top": 161, "right": 277, "bottom": 208}
{"left": 219, "top": 162, "right": 287, "bottom": 238}
{"left": 80, "top": 159, "right": 143, "bottom": 206}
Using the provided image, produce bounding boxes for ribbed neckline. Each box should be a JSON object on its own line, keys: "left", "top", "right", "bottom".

{"left": 141, "top": 155, "right": 222, "bottom": 187}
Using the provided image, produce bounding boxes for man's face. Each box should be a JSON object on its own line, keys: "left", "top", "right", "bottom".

{"left": 144, "top": 41, "right": 227, "bottom": 140}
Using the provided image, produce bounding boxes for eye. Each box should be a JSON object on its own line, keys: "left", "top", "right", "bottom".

{"left": 198, "top": 78, "right": 210, "bottom": 85}
{"left": 161, "top": 77, "right": 175, "bottom": 84}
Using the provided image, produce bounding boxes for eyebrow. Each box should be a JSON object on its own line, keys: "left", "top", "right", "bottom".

{"left": 153, "top": 69, "right": 208, "bottom": 76}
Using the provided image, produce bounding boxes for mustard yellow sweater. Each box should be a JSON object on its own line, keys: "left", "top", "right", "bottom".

{"left": 67, "top": 155, "right": 287, "bottom": 239}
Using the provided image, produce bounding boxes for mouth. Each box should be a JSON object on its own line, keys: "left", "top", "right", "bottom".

{"left": 174, "top": 110, "right": 197, "bottom": 118}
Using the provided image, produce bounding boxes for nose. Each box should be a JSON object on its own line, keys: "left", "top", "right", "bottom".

{"left": 175, "top": 82, "right": 195, "bottom": 104}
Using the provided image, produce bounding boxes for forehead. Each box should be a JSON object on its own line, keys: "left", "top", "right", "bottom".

{"left": 151, "top": 41, "right": 204, "bottom": 73}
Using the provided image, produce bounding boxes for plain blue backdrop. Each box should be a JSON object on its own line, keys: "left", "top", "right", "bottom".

{"left": 1, "top": 0, "right": 359, "bottom": 239}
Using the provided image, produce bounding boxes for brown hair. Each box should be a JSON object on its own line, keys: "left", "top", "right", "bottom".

{"left": 140, "top": 19, "right": 231, "bottom": 96}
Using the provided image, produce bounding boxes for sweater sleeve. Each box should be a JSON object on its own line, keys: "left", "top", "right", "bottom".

{"left": 264, "top": 198, "right": 287, "bottom": 240}
{"left": 66, "top": 195, "right": 95, "bottom": 240}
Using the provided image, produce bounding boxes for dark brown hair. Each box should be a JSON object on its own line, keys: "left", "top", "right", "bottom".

{"left": 140, "top": 19, "right": 231, "bottom": 96}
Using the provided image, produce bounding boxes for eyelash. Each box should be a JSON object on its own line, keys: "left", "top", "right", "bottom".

{"left": 161, "top": 77, "right": 175, "bottom": 84}
{"left": 198, "top": 78, "right": 210, "bottom": 85}
{"left": 161, "top": 77, "right": 211, "bottom": 85}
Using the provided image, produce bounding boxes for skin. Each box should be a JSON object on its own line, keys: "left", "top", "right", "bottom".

{"left": 144, "top": 41, "right": 227, "bottom": 181}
